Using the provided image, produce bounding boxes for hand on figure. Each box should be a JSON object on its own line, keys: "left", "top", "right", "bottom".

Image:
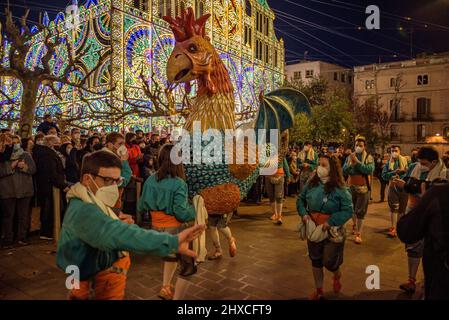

{"left": 177, "top": 224, "right": 206, "bottom": 258}
{"left": 119, "top": 213, "right": 134, "bottom": 224}
{"left": 393, "top": 178, "right": 406, "bottom": 188}
{"left": 17, "top": 161, "right": 27, "bottom": 170}
{"left": 10, "top": 160, "right": 19, "bottom": 169}
{"left": 322, "top": 222, "right": 331, "bottom": 231}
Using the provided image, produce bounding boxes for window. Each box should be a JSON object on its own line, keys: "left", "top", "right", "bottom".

{"left": 390, "top": 100, "right": 400, "bottom": 121}
{"left": 293, "top": 71, "right": 302, "bottom": 80}
{"left": 244, "top": 25, "right": 252, "bottom": 47}
{"left": 391, "top": 125, "right": 400, "bottom": 140}
{"left": 341, "top": 73, "right": 346, "bottom": 83}
{"left": 390, "top": 77, "right": 398, "bottom": 87}
{"left": 365, "top": 79, "right": 375, "bottom": 89}
{"left": 264, "top": 44, "right": 269, "bottom": 63}
{"left": 159, "top": 0, "right": 171, "bottom": 17}
{"left": 348, "top": 75, "right": 352, "bottom": 84}
{"left": 264, "top": 17, "right": 269, "bottom": 36}
{"left": 444, "top": 126, "right": 449, "bottom": 138}
{"left": 195, "top": 0, "right": 205, "bottom": 17}
{"left": 256, "top": 12, "right": 263, "bottom": 33}
{"left": 305, "top": 70, "right": 314, "bottom": 78}
{"left": 417, "top": 74, "right": 429, "bottom": 85}
{"left": 255, "top": 40, "right": 263, "bottom": 60}
{"left": 274, "top": 49, "right": 278, "bottom": 67}
{"left": 417, "top": 98, "right": 431, "bottom": 119}
{"left": 417, "top": 124, "right": 426, "bottom": 141}
{"left": 334, "top": 72, "right": 338, "bottom": 81}
{"left": 246, "top": 1, "right": 252, "bottom": 16}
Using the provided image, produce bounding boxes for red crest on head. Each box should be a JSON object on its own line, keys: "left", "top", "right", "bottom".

{"left": 163, "top": 7, "right": 211, "bottom": 42}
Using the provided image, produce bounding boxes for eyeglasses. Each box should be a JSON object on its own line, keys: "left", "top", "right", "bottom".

{"left": 92, "top": 174, "right": 124, "bottom": 186}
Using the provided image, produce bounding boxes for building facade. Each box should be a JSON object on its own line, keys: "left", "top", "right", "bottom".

{"left": 0, "top": 0, "right": 285, "bottom": 130}
{"left": 353, "top": 52, "right": 449, "bottom": 154}
{"left": 285, "top": 60, "right": 353, "bottom": 91}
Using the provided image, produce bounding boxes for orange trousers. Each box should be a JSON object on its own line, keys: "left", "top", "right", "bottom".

{"left": 69, "top": 256, "right": 131, "bottom": 300}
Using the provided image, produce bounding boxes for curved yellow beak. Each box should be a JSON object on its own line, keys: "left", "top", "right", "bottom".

{"left": 167, "top": 48, "right": 194, "bottom": 84}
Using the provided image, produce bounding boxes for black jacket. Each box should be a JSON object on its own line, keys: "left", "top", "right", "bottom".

{"left": 59, "top": 144, "right": 80, "bottom": 184}
{"left": 32, "top": 144, "right": 68, "bottom": 198}
{"left": 397, "top": 183, "right": 449, "bottom": 300}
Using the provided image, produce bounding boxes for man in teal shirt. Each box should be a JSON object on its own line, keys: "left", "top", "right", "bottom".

{"left": 343, "top": 135, "right": 374, "bottom": 244}
{"left": 381, "top": 145, "right": 409, "bottom": 237}
{"left": 57, "top": 150, "right": 204, "bottom": 300}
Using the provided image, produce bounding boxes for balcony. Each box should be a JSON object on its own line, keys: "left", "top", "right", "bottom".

{"left": 390, "top": 116, "right": 406, "bottom": 123}
{"left": 412, "top": 114, "right": 434, "bottom": 122}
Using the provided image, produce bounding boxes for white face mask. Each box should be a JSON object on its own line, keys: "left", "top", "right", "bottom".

{"left": 317, "top": 166, "right": 330, "bottom": 183}
{"left": 419, "top": 164, "right": 430, "bottom": 173}
{"left": 355, "top": 146, "right": 363, "bottom": 154}
{"left": 391, "top": 151, "right": 399, "bottom": 159}
{"left": 89, "top": 175, "right": 119, "bottom": 208}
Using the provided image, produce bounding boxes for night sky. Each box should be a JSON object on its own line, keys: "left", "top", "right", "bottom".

{"left": 1, "top": 0, "right": 449, "bottom": 68}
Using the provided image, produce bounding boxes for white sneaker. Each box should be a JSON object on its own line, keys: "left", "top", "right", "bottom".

{"left": 39, "top": 236, "right": 53, "bottom": 241}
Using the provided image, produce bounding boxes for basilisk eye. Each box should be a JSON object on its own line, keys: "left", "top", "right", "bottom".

{"left": 188, "top": 44, "right": 198, "bottom": 53}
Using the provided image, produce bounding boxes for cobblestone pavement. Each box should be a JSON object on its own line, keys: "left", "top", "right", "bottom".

{"left": 0, "top": 183, "right": 424, "bottom": 300}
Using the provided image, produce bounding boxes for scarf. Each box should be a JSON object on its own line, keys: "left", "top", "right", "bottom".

{"left": 410, "top": 159, "right": 447, "bottom": 182}
{"left": 66, "top": 182, "right": 128, "bottom": 257}
{"left": 388, "top": 154, "right": 408, "bottom": 171}
{"left": 299, "top": 148, "right": 315, "bottom": 162}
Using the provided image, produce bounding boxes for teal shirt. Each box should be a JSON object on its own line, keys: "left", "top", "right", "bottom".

{"left": 57, "top": 198, "right": 179, "bottom": 281}
{"left": 343, "top": 153, "right": 375, "bottom": 176}
{"left": 381, "top": 159, "right": 407, "bottom": 181}
{"left": 297, "top": 182, "right": 353, "bottom": 226}
{"left": 121, "top": 160, "right": 132, "bottom": 187}
{"left": 297, "top": 151, "right": 318, "bottom": 171}
{"left": 283, "top": 158, "right": 292, "bottom": 179}
{"left": 137, "top": 174, "right": 196, "bottom": 222}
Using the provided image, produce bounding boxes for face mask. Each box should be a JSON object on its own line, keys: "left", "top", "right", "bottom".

{"left": 36, "top": 140, "right": 44, "bottom": 145}
{"left": 420, "top": 164, "right": 430, "bottom": 173}
{"left": 355, "top": 146, "right": 363, "bottom": 154}
{"left": 13, "top": 144, "right": 21, "bottom": 152}
{"left": 117, "top": 145, "right": 127, "bottom": 157}
{"left": 391, "top": 152, "right": 399, "bottom": 159}
{"left": 89, "top": 175, "right": 119, "bottom": 207}
{"left": 317, "top": 166, "right": 330, "bottom": 182}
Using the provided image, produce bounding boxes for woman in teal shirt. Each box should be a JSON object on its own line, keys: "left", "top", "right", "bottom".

{"left": 297, "top": 154, "right": 353, "bottom": 300}
{"left": 138, "top": 144, "right": 196, "bottom": 300}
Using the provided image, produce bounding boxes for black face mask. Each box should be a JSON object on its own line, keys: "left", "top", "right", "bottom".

{"left": 93, "top": 143, "right": 103, "bottom": 151}
{"left": 0, "top": 145, "right": 13, "bottom": 162}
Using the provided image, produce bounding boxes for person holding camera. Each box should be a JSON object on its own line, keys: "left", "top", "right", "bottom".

{"left": 392, "top": 146, "right": 448, "bottom": 294}
{"left": 0, "top": 134, "right": 36, "bottom": 248}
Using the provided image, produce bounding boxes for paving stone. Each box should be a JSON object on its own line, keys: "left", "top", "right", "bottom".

{"left": 0, "top": 181, "right": 425, "bottom": 300}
